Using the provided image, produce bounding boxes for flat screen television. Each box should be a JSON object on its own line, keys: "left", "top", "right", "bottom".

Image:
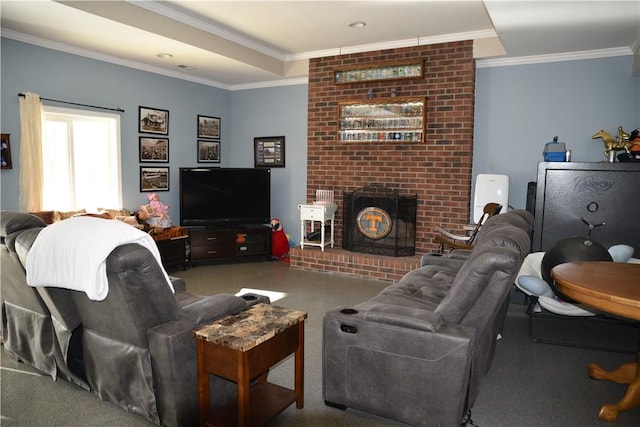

{"left": 180, "top": 167, "right": 271, "bottom": 227}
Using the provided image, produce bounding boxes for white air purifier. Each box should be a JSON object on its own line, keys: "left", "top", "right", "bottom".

{"left": 473, "top": 174, "right": 509, "bottom": 223}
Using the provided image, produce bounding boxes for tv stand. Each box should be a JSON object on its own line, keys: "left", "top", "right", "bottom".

{"left": 189, "top": 225, "right": 272, "bottom": 264}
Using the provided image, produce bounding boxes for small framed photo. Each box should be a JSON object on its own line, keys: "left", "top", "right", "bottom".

{"left": 198, "top": 115, "right": 220, "bottom": 139}
{"left": 254, "top": 136, "right": 285, "bottom": 168}
{"left": 140, "top": 166, "right": 170, "bottom": 192}
{"left": 139, "top": 106, "right": 169, "bottom": 135}
{"left": 139, "top": 137, "right": 169, "bottom": 162}
{"left": 198, "top": 140, "right": 221, "bottom": 163}
{"left": 1, "top": 134, "right": 12, "bottom": 170}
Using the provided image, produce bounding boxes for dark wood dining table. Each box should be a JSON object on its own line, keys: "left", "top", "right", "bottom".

{"left": 552, "top": 261, "right": 640, "bottom": 422}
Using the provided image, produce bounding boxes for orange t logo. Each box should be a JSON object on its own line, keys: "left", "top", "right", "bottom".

{"left": 365, "top": 214, "right": 382, "bottom": 231}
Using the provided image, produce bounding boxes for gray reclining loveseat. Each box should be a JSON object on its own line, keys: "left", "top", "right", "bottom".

{"left": 323, "top": 210, "right": 533, "bottom": 426}
{"left": 1, "top": 211, "right": 267, "bottom": 426}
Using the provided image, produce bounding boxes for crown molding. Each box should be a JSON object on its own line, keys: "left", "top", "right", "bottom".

{"left": 4, "top": 28, "right": 634, "bottom": 91}
{"left": 476, "top": 47, "right": 633, "bottom": 68}
{"left": 2, "top": 29, "right": 233, "bottom": 90}
{"left": 2, "top": 28, "right": 307, "bottom": 91}
{"left": 229, "top": 77, "right": 309, "bottom": 91}
{"left": 288, "top": 29, "right": 497, "bottom": 61}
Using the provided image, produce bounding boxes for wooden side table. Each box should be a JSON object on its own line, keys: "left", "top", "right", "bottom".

{"left": 151, "top": 226, "right": 190, "bottom": 270}
{"left": 194, "top": 303, "right": 307, "bottom": 427}
{"left": 297, "top": 203, "right": 337, "bottom": 251}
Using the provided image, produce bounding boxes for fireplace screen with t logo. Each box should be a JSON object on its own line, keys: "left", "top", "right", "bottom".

{"left": 343, "top": 184, "right": 417, "bottom": 256}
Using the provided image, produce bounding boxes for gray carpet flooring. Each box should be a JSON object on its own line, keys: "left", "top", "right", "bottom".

{"left": 2, "top": 260, "right": 639, "bottom": 426}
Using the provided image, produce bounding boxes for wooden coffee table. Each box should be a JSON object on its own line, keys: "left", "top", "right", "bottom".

{"left": 552, "top": 261, "right": 640, "bottom": 422}
{"left": 194, "top": 303, "right": 307, "bottom": 427}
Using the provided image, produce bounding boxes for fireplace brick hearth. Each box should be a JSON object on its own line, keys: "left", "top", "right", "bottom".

{"left": 289, "top": 247, "right": 421, "bottom": 282}
{"left": 291, "top": 40, "right": 475, "bottom": 280}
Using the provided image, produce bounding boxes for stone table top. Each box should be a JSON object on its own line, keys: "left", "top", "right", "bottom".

{"left": 194, "top": 303, "right": 307, "bottom": 352}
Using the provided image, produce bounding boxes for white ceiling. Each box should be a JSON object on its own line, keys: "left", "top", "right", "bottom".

{"left": 2, "top": 1, "right": 639, "bottom": 90}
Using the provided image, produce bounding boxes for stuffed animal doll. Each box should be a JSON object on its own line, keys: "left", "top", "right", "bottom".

{"left": 138, "top": 192, "right": 171, "bottom": 228}
{"left": 270, "top": 218, "right": 290, "bottom": 262}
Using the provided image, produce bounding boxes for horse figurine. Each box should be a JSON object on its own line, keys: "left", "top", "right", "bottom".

{"left": 592, "top": 127, "right": 632, "bottom": 159}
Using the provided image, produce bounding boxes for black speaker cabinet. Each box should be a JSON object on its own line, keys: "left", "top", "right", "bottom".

{"left": 532, "top": 162, "right": 640, "bottom": 257}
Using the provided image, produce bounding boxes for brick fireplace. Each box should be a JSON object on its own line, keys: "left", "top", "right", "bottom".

{"left": 290, "top": 41, "right": 475, "bottom": 281}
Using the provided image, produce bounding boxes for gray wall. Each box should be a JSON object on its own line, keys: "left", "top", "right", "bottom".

{"left": 229, "top": 86, "right": 308, "bottom": 238}
{"left": 474, "top": 55, "right": 639, "bottom": 210}
{"left": 2, "top": 38, "right": 638, "bottom": 233}
{"left": 1, "top": 38, "right": 230, "bottom": 222}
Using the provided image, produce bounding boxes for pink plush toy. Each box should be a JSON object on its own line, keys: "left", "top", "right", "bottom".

{"left": 139, "top": 192, "right": 171, "bottom": 228}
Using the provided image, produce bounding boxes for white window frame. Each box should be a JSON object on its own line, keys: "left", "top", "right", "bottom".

{"left": 41, "top": 106, "right": 122, "bottom": 212}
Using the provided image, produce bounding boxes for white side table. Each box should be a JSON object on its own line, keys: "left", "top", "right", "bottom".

{"left": 297, "top": 203, "right": 338, "bottom": 251}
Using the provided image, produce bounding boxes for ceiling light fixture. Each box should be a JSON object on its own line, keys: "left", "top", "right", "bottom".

{"left": 156, "top": 53, "right": 173, "bottom": 59}
{"left": 349, "top": 21, "right": 366, "bottom": 28}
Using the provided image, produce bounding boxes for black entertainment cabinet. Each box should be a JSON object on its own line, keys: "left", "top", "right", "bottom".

{"left": 189, "top": 225, "right": 272, "bottom": 264}
{"left": 179, "top": 167, "right": 272, "bottom": 264}
{"left": 532, "top": 162, "right": 640, "bottom": 257}
{"left": 156, "top": 235, "right": 190, "bottom": 271}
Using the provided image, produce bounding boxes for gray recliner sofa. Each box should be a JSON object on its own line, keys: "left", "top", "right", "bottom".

{"left": 1, "top": 211, "right": 267, "bottom": 427}
{"left": 323, "top": 210, "right": 533, "bottom": 426}
{"left": 1, "top": 211, "right": 88, "bottom": 389}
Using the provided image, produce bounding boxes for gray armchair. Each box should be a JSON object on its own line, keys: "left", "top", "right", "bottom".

{"left": 68, "top": 242, "right": 266, "bottom": 426}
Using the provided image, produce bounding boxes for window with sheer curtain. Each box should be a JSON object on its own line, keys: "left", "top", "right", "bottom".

{"left": 41, "top": 106, "right": 122, "bottom": 212}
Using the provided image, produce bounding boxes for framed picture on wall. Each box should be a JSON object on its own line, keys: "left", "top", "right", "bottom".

{"left": 1, "top": 134, "right": 12, "bottom": 170}
{"left": 197, "top": 140, "right": 221, "bottom": 163}
{"left": 140, "top": 166, "right": 170, "bottom": 192}
{"left": 254, "top": 136, "right": 285, "bottom": 168}
{"left": 139, "top": 106, "right": 169, "bottom": 135}
{"left": 197, "top": 115, "right": 220, "bottom": 139}
{"left": 139, "top": 137, "right": 169, "bottom": 162}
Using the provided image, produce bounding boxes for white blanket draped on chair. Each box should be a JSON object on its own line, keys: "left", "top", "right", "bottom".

{"left": 26, "top": 216, "right": 174, "bottom": 301}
